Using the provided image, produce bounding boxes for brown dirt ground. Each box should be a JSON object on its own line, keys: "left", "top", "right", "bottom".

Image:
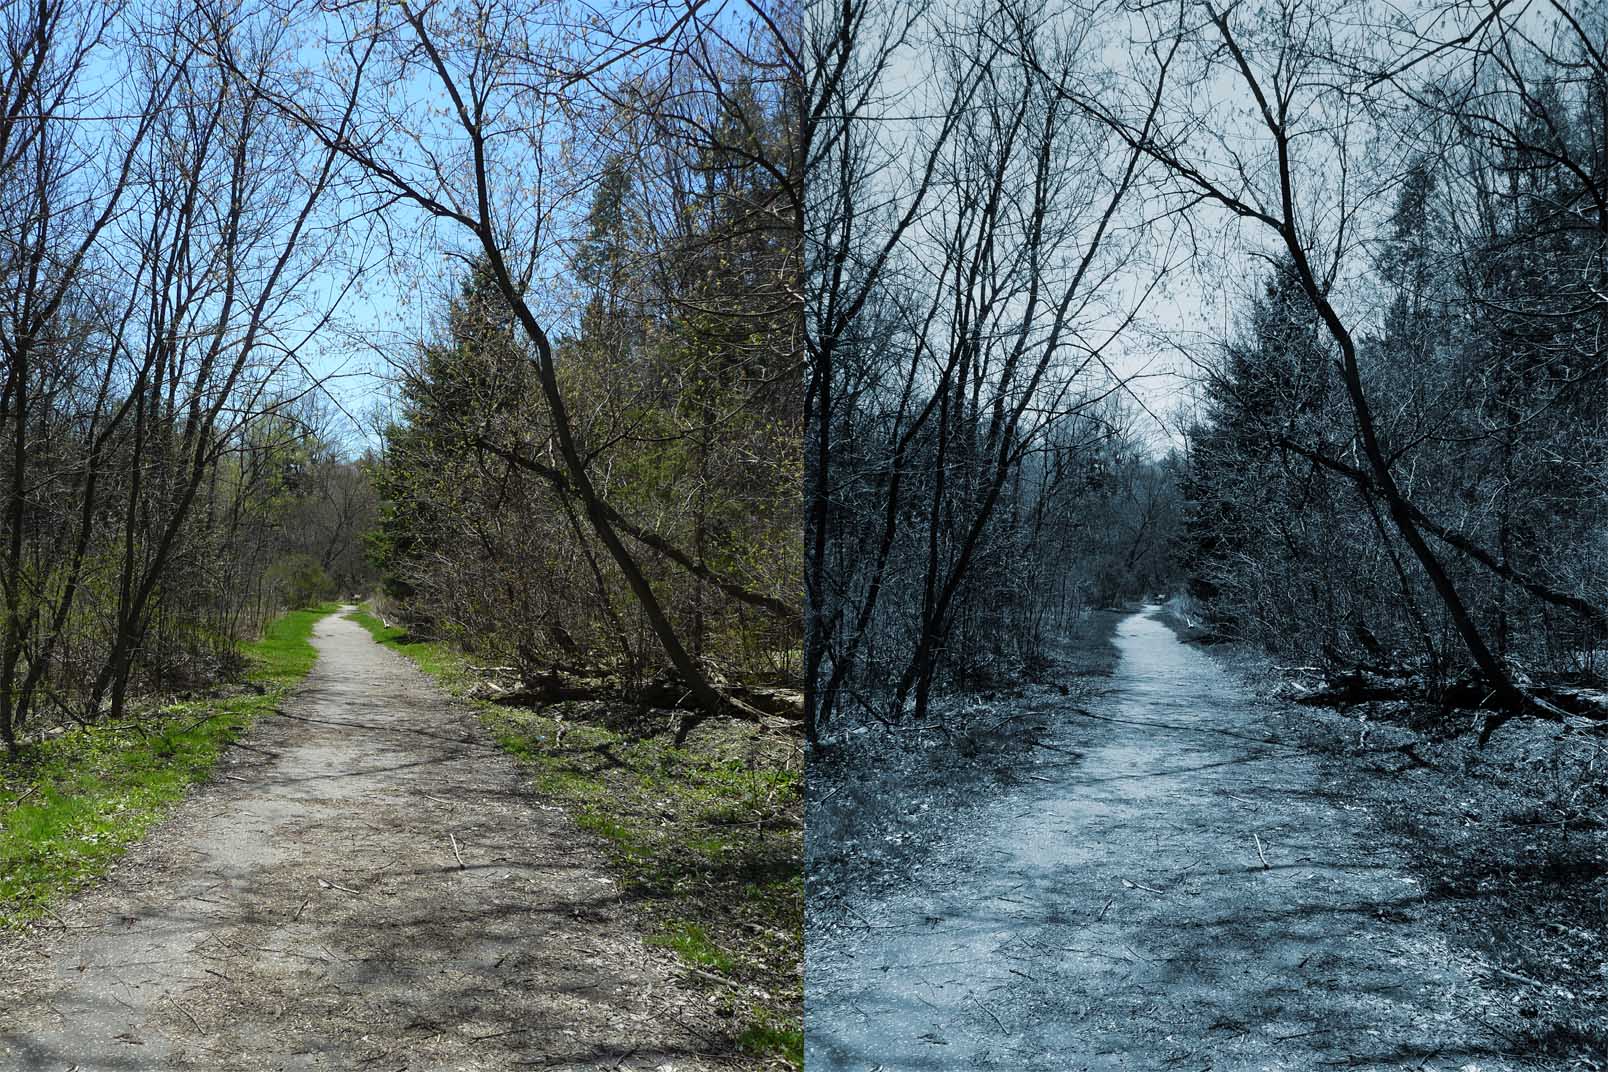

{"left": 806, "top": 606, "right": 1568, "bottom": 1071}
{"left": 0, "top": 609, "right": 740, "bottom": 1071}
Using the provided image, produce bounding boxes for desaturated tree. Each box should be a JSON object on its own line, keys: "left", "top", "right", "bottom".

{"left": 1103, "top": 0, "right": 1608, "bottom": 739}
{"left": 804, "top": 0, "right": 1175, "bottom": 738}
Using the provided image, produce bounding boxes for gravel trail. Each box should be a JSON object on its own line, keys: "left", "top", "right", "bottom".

{"left": 806, "top": 606, "right": 1534, "bottom": 1071}
{"left": 0, "top": 609, "right": 723, "bottom": 1071}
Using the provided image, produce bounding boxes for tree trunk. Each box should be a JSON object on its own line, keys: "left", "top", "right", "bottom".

{"left": 1281, "top": 248, "right": 1534, "bottom": 736}
{"left": 475, "top": 246, "right": 759, "bottom": 725}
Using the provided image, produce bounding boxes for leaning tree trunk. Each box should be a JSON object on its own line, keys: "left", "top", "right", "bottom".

{"left": 475, "top": 243, "right": 760, "bottom": 725}
{"left": 1281, "top": 248, "right": 1536, "bottom": 744}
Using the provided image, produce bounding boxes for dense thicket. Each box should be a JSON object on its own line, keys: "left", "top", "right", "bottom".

{"left": 1168, "top": 4, "right": 1608, "bottom": 724}
{"left": 353, "top": 10, "right": 803, "bottom": 700}
{"left": 0, "top": 2, "right": 372, "bottom": 753}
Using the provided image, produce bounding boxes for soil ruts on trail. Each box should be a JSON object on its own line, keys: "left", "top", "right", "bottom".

{"left": 806, "top": 606, "right": 1540, "bottom": 1071}
{"left": 0, "top": 610, "right": 734, "bottom": 1071}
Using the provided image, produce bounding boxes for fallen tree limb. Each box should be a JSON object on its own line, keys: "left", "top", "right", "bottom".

{"left": 1273, "top": 659, "right": 1608, "bottom": 746}
{"left": 316, "top": 878, "right": 361, "bottom": 896}
{"left": 1283, "top": 671, "right": 1408, "bottom": 707}
{"left": 5, "top": 784, "right": 39, "bottom": 810}
{"left": 477, "top": 669, "right": 803, "bottom": 729}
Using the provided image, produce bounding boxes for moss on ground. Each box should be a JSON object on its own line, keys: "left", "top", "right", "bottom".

{"left": 345, "top": 606, "right": 803, "bottom": 1069}
{"left": 0, "top": 603, "right": 339, "bottom": 930}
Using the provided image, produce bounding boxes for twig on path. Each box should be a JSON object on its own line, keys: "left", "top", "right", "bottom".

{"left": 1485, "top": 964, "right": 1548, "bottom": 990}
{"left": 1253, "top": 833, "right": 1271, "bottom": 870}
{"left": 450, "top": 832, "right": 466, "bottom": 870}
{"left": 966, "top": 994, "right": 1007, "bottom": 1034}
{"left": 1121, "top": 877, "right": 1167, "bottom": 896}
{"left": 1171, "top": 858, "right": 1204, "bottom": 880}
{"left": 44, "top": 909, "right": 96, "bottom": 931}
{"left": 166, "top": 996, "right": 203, "bottom": 1035}
{"left": 316, "top": 878, "right": 361, "bottom": 896}
{"left": 679, "top": 965, "right": 742, "bottom": 990}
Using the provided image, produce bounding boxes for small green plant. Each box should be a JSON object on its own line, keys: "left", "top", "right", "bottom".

{"left": 647, "top": 920, "right": 736, "bottom": 972}
{"left": 738, "top": 1015, "right": 804, "bottom": 1065}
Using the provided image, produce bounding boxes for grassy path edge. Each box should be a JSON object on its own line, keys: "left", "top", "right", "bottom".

{"left": 0, "top": 603, "right": 340, "bottom": 930}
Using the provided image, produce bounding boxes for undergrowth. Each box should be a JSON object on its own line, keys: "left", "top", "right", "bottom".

{"left": 1195, "top": 634, "right": 1608, "bottom": 1065}
{"left": 345, "top": 605, "right": 803, "bottom": 1069}
{"left": 0, "top": 603, "right": 338, "bottom": 929}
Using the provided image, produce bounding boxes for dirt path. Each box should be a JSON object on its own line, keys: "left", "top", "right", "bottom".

{"left": 0, "top": 610, "right": 726, "bottom": 1071}
{"left": 807, "top": 606, "right": 1541, "bottom": 1071}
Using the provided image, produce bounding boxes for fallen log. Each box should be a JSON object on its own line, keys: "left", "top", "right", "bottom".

{"left": 1276, "top": 665, "right": 1608, "bottom": 745}
{"left": 726, "top": 685, "right": 804, "bottom": 721}
{"left": 472, "top": 669, "right": 802, "bottom": 727}
{"left": 1477, "top": 687, "right": 1608, "bottom": 746}
{"left": 478, "top": 672, "right": 608, "bottom": 706}
{"left": 1284, "top": 671, "right": 1412, "bottom": 708}
{"left": 1532, "top": 685, "right": 1608, "bottom": 719}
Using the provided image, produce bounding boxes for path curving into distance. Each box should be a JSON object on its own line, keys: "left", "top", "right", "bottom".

{"left": 807, "top": 606, "right": 1534, "bottom": 1071}
{"left": 0, "top": 609, "right": 726, "bottom": 1071}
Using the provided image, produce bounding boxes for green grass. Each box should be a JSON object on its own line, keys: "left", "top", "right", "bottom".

{"left": 738, "top": 1018, "right": 804, "bottom": 1066}
{"left": 250, "top": 602, "right": 341, "bottom": 683}
{"left": 0, "top": 603, "right": 337, "bottom": 929}
{"left": 345, "top": 603, "right": 804, "bottom": 1068}
{"left": 647, "top": 920, "right": 737, "bottom": 971}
